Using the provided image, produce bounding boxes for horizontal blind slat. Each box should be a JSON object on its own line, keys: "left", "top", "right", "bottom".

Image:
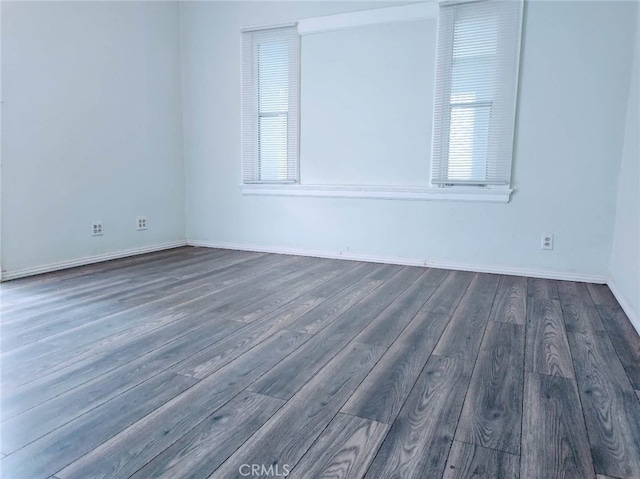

{"left": 242, "top": 26, "right": 299, "bottom": 183}
{"left": 432, "top": 0, "right": 523, "bottom": 186}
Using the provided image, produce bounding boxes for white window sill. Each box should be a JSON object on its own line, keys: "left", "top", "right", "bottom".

{"left": 240, "top": 184, "right": 512, "bottom": 203}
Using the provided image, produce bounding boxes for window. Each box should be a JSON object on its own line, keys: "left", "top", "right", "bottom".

{"left": 432, "top": 0, "right": 523, "bottom": 186}
{"left": 242, "top": 26, "right": 299, "bottom": 184}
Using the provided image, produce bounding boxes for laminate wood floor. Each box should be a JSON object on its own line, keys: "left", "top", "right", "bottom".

{"left": 1, "top": 247, "right": 639, "bottom": 479}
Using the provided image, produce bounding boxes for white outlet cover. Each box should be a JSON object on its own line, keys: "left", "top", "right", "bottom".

{"left": 91, "top": 222, "right": 103, "bottom": 236}
{"left": 541, "top": 233, "right": 554, "bottom": 250}
{"left": 136, "top": 216, "right": 148, "bottom": 230}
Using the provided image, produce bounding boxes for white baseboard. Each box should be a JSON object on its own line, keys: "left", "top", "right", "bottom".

{"left": 186, "top": 239, "right": 608, "bottom": 284}
{"left": 607, "top": 278, "right": 640, "bottom": 336}
{"left": 1, "top": 240, "right": 187, "bottom": 281}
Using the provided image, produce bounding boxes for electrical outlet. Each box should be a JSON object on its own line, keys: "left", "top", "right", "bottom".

{"left": 136, "top": 216, "right": 147, "bottom": 231}
{"left": 91, "top": 222, "right": 103, "bottom": 236}
{"left": 541, "top": 233, "right": 554, "bottom": 250}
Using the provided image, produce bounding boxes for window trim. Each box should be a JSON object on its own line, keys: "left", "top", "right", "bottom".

{"left": 430, "top": 0, "right": 524, "bottom": 188}
{"left": 240, "top": 183, "right": 512, "bottom": 203}
{"left": 239, "top": 1, "right": 521, "bottom": 203}
{"left": 241, "top": 25, "right": 300, "bottom": 184}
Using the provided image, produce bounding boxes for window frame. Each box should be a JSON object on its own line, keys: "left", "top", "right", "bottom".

{"left": 239, "top": 2, "right": 519, "bottom": 203}
{"left": 241, "top": 24, "right": 300, "bottom": 185}
{"left": 430, "top": 0, "right": 524, "bottom": 189}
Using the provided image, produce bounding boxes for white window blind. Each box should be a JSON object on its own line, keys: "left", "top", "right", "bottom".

{"left": 432, "top": 0, "right": 523, "bottom": 186}
{"left": 242, "top": 26, "right": 299, "bottom": 184}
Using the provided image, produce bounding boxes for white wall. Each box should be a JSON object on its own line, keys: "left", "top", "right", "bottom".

{"left": 181, "top": 1, "right": 637, "bottom": 280}
{"left": 301, "top": 19, "right": 437, "bottom": 187}
{"left": 610, "top": 7, "right": 640, "bottom": 329}
{"left": 1, "top": 1, "right": 185, "bottom": 275}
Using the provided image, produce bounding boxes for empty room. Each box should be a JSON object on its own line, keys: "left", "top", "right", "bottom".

{"left": 1, "top": 0, "right": 639, "bottom": 477}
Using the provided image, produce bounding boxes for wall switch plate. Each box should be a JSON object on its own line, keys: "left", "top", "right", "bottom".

{"left": 136, "top": 216, "right": 147, "bottom": 230}
{"left": 91, "top": 222, "right": 103, "bottom": 236}
{"left": 541, "top": 233, "right": 554, "bottom": 250}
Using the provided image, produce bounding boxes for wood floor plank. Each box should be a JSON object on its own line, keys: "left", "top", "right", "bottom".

{"left": 567, "top": 331, "right": 640, "bottom": 478}
{"left": 246, "top": 267, "right": 423, "bottom": 400}
{"left": 285, "top": 264, "right": 401, "bottom": 334}
{"left": 557, "top": 281, "right": 607, "bottom": 334}
{"left": 168, "top": 266, "right": 399, "bottom": 382}
{"left": 1, "top": 319, "right": 243, "bottom": 451}
{"left": 596, "top": 304, "right": 640, "bottom": 390}
{"left": 353, "top": 268, "right": 450, "bottom": 348}
{"left": 0, "top": 371, "right": 198, "bottom": 479}
{"left": 0, "top": 247, "right": 201, "bottom": 300}
{"left": 56, "top": 330, "right": 311, "bottom": 479}
{"left": 0, "top": 249, "right": 236, "bottom": 320}
{"left": 525, "top": 297, "right": 575, "bottom": 378}
{"left": 443, "top": 441, "right": 520, "bottom": 479}
{"left": 209, "top": 342, "right": 383, "bottom": 479}
{"left": 364, "top": 355, "right": 474, "bottom": 479}
{"left": 291, "top": 413, "right": 390, "bottom": 479}
{"left": 1, "top": 314, "right": 241, "bottom": 420}
{"left": 527, "top": 277, "right": 559, "bottom": 300}
{"left": 489, "top": 275, "right": 527, "bottom": 324}
{"left": 128, "top": 392, "right": 285, "bottom": 479}
{"left": 432, "top": 273, "right": 500, "bottom": 361}
{"left": 520, "top": 372, "right": 594, "bottom": 479}
{"left": 234, "top": 261, "right": 381, "bottom": 324}
{"left": 0, "top": 248, "right": 235, "bottom": 322}
{"left": 455, "top": 321, "right": 525, "bottom": 455}
{"left": 0, "top": 252, "right": 302, "bottom": 344}
{"left": 342, "top": 272, "right": 468, "bottom": 424}
{"left": 5, "top": 250, "right": 640, "bottom": 479}
{"left": 2, "top": 255, "right": 328, "bottom": 385}
{"left": 586, "top": 283, "right": 618, "bottom": 307}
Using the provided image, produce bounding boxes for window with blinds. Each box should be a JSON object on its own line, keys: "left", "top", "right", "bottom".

{"left": 432, "top": 0, "right": 523, "bottom": 186}
{"left": 242, "top": 26, "right": 299, "bottom": 183}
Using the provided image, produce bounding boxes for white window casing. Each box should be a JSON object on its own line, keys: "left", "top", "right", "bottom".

{"left": 242, "top": 26, "right": 299, "bottom": 184}
{"left": 432, "top": 0, "right": 524, "bottom": 187}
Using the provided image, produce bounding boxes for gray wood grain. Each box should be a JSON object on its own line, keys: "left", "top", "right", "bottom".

{"left": 527, "top": 276, "right": 559, "bottom": 300}
{"left": 56, "top": 329, "right": 310, "bottom": 479}
{"left": 525, "top": 297, "right": 575, "bottom": 378}
{"left": 567, "top": 331, "right": 640, "bottom": 478}
{"left": 246, "top": 267, "right": 423, "bottom": 400}
{"left": 1, "top": 319, "right": 242, "bottom": 452}
{"left": 210, "top": 342, "right": 383, "bottom": 479}
{"left": 443, "top": 441, "right": 520, "bottom": 479}
{"left": 489, "top": 275, "right": 527, "bottom": 324}
{"left": 342, "top": 271, "right": 465, "bottom": 424}
{"left": 0, "top": 372, "right": 197, "bottom": 479}
{"left": 596, "top": 304, "right": 640, "bottom": 390}
{"left": 234, "top": 261, "right": 381, "bottom": 324}
{"left": 291, "top": 413, "right": 390, "bottom": 479}
{"left": 364, "top": 355, "right": 474, "bottom": 479}
{"left": 586, "top": 283, "right": 618, "bottom": 307}
{"left": 284, "top": 264, "right": 400, "bottom": 334}
{"left": 353, "top": 268, "right": 450, "bottom": 348}
{"left": 3, "top": 249, "right": 640, "bottom": 479}
{"left": 557, "top": 281, "right": 607, "bottom": 334}
{"left": 432, "top": 273, "right": 500, "bottom": 361}
{"left": 129, "top": 392, "right": 285, "bottom": 479}
{"left": 455, "top": 321, "right": 525, "bottom": 455}
{"left": 1, "top": 312, "right": 240, "bottom": 419}
{"left": 520, "top": 372, "right": 594, "bottom": 479}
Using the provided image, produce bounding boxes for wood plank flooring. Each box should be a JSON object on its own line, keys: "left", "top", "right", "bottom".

{"left": 1, "top": 247, "right": 639, "bottom": 479}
